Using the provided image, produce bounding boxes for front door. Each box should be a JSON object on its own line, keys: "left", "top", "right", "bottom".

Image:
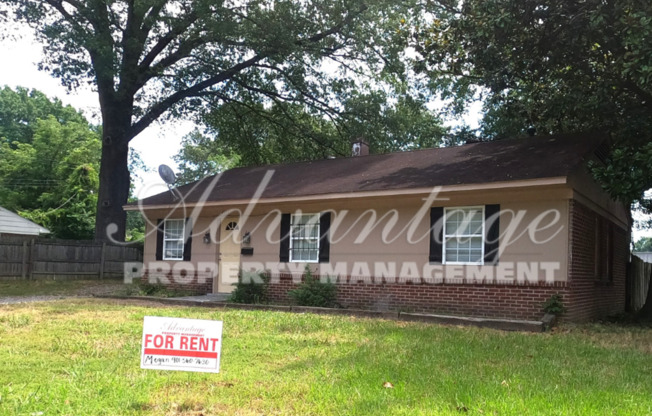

{"left": 218, "top": 217, "right": 241, "bottom": 293}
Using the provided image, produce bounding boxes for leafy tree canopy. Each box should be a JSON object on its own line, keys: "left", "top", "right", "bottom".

{"left": 4, "top": 0, "right": 423, "bottom": 241}
{"left": 411, "top": 0, "right": 652, "bottom": 210}
{"left": 0, "top": 86, "right": 87, "bottom": 146}
{"left": 174, "top": 90, "right": 448, "bottom": 183}
{"left": 0, "top": 99, "right": 101, "bottom": 239}
{"left": 634, "top": 237, "right": 652, "bottom": 252}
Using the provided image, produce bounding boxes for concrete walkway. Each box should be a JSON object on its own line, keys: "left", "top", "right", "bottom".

{"left": 0, "top": 295, "right": 71, "bottom": 305}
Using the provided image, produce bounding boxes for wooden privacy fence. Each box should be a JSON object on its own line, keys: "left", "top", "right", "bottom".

{"left": 629, "top": 255, "right": 652, "bottom": 311}
{"left": 0, "top": 238, "right": 142, "bottom": 280}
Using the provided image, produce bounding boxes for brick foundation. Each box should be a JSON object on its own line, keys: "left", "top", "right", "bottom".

{"left": 268, "top": 274, "right": 566, "bottom": 321}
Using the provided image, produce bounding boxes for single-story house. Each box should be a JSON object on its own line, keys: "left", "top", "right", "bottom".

{"left": 0, "top": 206, "right": 50, "bottom": 240}
{"left": 127, "top": 133, "right": 630, "bottom": 322}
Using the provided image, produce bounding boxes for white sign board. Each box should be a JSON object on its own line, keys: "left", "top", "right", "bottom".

{"left": 140, "top": 316, "right": 223, "bottom": 373}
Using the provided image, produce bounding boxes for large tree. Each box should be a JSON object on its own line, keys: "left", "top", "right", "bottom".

{"left": 174, "top": 90, "right": 448, "bottom": 183}
{"left": 411, "top": 0, "right": 652, "bottom": 208}
{"left": 4, "top": 0, "right": 416, "bottom": 241}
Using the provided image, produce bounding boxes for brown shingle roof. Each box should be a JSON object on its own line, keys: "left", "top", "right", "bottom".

{"left": 136, "top": 133, "right": 604, "bottom": 206}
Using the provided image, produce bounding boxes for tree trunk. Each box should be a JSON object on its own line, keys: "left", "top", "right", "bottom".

{"left": 94, "top": 110, "right": 132, "bottom": 242}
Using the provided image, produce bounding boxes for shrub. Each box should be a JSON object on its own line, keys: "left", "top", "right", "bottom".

{"left": 543, "top": 293, "right": 567, "bottom": 315}
{"left": 229, "top": 270, "right": 270, "bottom": 304}
{"left": 137, "top": 281, "right": 169, "bottom": 296}
{"left": 288, "top": 266, "right": 337, "bottom": 308}
{"left": 137, "top": 280, "right": 192, "bottom": 297}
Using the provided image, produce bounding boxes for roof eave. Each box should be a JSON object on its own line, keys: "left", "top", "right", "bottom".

{"left": 124, "top": 176, "right": 569, "bottom": 212}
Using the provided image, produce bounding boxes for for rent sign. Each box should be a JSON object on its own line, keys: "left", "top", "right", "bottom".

{"left": 140, "top": 316, "right": 223, "bottom": 373}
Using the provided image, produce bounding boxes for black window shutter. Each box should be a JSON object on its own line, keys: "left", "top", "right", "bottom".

{"left": 183, "top": 217, "right": 193, "bottom": 261}
{"left": 155, "top": 219, "right": 164, "bottom": 260}
{"left": 429, "top": 207, "right": 444, "bottom": 263}
{"left": 279, "top": 213, "right": 291, "bottom": 262}
{"left": 484, "top": 204, "right": 500, "bottom": 265}
{"left": 319, "top": 212, "right": 331, "bottom": 263}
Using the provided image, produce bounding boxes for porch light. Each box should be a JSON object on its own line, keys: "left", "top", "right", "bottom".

{"left": 203, "top": 232, "right": 211, "bottom": 244}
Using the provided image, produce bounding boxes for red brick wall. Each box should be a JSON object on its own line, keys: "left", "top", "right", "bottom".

{"left": 142, "top": 271, "right": 213, "bottom": 295}
{"left": 267, "top": 273, "right": 566, "bottom": 321}
{"left": 566, "top": 200, "right": 628, "bottom": 321}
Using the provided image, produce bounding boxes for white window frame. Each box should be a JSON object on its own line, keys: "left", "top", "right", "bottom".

{"left": 163, "top": 219, "right": 185, "bottom": 261}
{"left": 442, "top": 206, "right": 485, "bottom": 265}
{"left": 289, "top": 213, "right": 320, "bottom": 263}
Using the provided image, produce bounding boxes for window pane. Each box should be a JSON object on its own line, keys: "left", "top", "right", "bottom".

{"left": 163, "top": 220, "right": 185, "bottom": 260}
{"left": 164, "top": 220, "right": 184, "bottom": 239}
{"left": 445, "top": 208, "right": 483, "bottom": 236}
{"left": 444, "top": 216, "right": 483, "bottom": 263}
{"left": 445, "top": 249, "right": 458, "bottom": 263}
{"left": 290, "top": 214, "right": 320, "bottom": 262}
{"left": 164, "top": 240, "right": 183, "bottom": 259}
{"left": 445, "top": 214, "right": 457, "bottom": 232}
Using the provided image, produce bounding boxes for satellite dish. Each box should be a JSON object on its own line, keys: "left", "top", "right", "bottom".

{"left": 158, "top": 164, "right": 176, "bottom": 185}
{"left": 158, "top": 164, "right": 180, "bottom": 201}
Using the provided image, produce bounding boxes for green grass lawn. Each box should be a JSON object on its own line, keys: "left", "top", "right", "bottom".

{"left": 1, "top": 299, "right": 651, "bottom": 415}
{"left": 0, "top": 279, "right": 128, "bottom": 297}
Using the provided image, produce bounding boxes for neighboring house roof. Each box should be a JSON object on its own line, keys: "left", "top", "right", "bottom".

{"left": 0, "top": 207, "right": 50, "bottom": 236}
{"left": 633, "top": 252, "right": 652, "bottom": 263}
{"left": 135, "top": 133, "right": 606, "bottom": 207}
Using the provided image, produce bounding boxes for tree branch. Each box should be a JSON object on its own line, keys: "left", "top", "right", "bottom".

{"left": 43, "top": 0, "right": 116, "bottom": 98}
{"left": 252, "top": 63, "right": 335, "bottom": 112}
{"left": 137, "top": 10, "right": 199, "bottom": 72}
{"left": 130, "top": 3, "right": 369, "bottom": 140}
{"left": 118, "top": 0, "right": 145, "bottom": 98}
{"left": 140, "top": 0, "right": 168, "bottom": 35}
{"left": 129, "top": 53, "right": 268, "bottom": 139}
{"left": 132, "top": 36, "right": 204, "bottom": 91}
{"left": 203, "top": 94, "right": 347, "bottom": 157}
